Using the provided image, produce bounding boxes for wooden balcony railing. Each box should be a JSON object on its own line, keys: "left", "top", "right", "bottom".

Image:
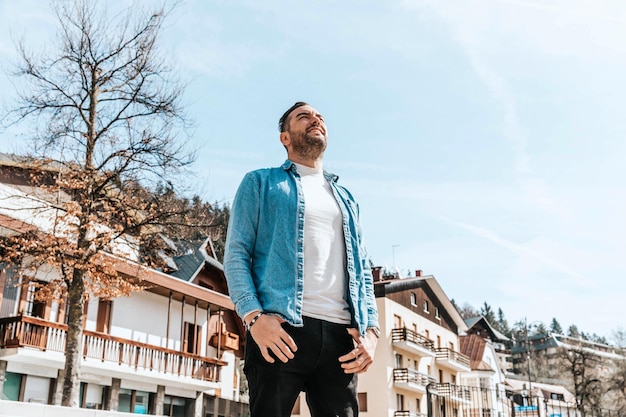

{"left": 393, "top": 368, "right": 436, "bottom": 386}
{"left": 0, "top": 315, "right": 226, "bottom": 382}
{"left": 435, "top": 347, "right": 471, "bottom": 368}
{"left": 391, "top": 328, "right": 435, "bottom": 351}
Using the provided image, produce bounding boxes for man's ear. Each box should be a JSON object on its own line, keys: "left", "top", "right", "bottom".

{"left": 280, "top": 131, "right": 290, "bottom": 148}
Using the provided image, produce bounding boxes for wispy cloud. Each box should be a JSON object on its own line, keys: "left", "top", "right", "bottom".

{"left": 441, "top": 216, "right": 593, "bottom": 287}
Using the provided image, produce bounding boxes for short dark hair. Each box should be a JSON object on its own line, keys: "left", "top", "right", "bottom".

{"left": 278, "top": 101, "right": 309, "bottom": 132}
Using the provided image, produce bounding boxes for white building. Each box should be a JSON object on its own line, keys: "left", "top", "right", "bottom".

{"left": 0, "top": 155, "right": 248, "bottom": 416}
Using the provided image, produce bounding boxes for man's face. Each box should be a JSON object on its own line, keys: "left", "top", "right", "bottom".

{"left": 283, "top": 105, "right": 328, "bottom": 159}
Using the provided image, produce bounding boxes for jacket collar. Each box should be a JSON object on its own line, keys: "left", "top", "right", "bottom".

{"left": 281, "top": 159, "right": 339, "bottom": 182}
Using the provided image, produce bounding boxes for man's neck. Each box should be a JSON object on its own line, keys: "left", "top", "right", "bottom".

{"left": 288, "top": 154, "right": 323, "bottom": 170}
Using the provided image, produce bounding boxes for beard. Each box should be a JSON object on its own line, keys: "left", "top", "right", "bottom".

{"left": 290, "top": 129, "right": 327, "bottom": 160}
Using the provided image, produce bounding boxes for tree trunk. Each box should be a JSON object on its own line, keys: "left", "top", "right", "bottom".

{"left": 61, "top": 269, "right": 86, "bottom": 407}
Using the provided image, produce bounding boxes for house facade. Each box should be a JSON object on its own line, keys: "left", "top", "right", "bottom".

{"left": 0, "top": 155, "right": 248, "bottom": 416}
{"left": 464, "top": 316, "right": 512, "bottom": 375}
{"left": 0, "top": 245, "right": 248, "bottom": 416}
{"left": 458, "top": 333, "right": 509, "bottom": 417}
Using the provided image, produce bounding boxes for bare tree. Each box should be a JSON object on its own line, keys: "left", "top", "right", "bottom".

{"left": 606, "top": 329, "right": 626, "bottom": 414}
{"left": 559, "top": 346, "right": 605, "bottom": 417}
{"left": 452, "top": 300, "right": 479, "bottom": 320}
{"left": 0, "top": 0, "right": 196, "bottom": 407}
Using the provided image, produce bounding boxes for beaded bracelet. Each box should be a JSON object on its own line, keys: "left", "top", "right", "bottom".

{"left": 246, "top": 312, "right": 264, "bottom": 331}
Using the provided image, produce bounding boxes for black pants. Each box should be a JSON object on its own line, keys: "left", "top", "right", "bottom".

{"left": 244, "top": 316, "right": 359, "bottom": 417}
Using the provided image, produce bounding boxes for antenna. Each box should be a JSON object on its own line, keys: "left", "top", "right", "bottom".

{"left": 392, "top": 244, "right": 400, "bottom": 270}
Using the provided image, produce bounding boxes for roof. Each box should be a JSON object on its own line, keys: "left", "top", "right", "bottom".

{"left": 460, "top": 334, "right": 493, "bottom": 371}
{"left": 465, "top": 316, "right": 510, "bottom": 342}
{"left": 505, "top": 378, "right": 576, "bottom": 402}
{"left": 168, "top": 239, "right": 209, "bottom": 281}
{"left": 165, "top": 237, "right": 225, "bottom": 282}
{"left": 0, "top": 152, "right": 68, "bottom": 172}
{"left": 375, "top": 274, "right": 468, "bottom": 333}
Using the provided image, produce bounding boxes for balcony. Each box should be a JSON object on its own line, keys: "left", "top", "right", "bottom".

{"left": 434, "top": 347, "right": 471, "bottom": 372}
{"left": 393, "top": 368, "right": 437, "bottom": 394}
{"left": 435, "top": 382, "right": 472, "bottom": 404}
{"left": 391, "top": 328, "right": 436, "bottom": 357}
{"left": 394, "top": 411, "right": 427, "bottom": 417}
{"left": 0, "top": 315, "right": 226, "bottom": 382}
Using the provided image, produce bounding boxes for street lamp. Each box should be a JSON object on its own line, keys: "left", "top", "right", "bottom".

{"left": 523, "top": 317, "right": 533, "bottom": 396}
{"left": 516, "top": 318, "right": 546, "bottom": 400}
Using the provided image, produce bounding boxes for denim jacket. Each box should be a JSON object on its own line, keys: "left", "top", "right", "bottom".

{"left": 223, "top": 160, "right": 379, "bottom": 335}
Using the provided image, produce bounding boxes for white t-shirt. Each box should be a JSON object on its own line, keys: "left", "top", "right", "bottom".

{"left": 295, "top": 163, "right": 351, "bottom": 325}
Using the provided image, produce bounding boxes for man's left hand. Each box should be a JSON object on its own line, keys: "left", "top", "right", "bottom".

{"left": 339, "top": 328, "right": 378, "bottom": 374}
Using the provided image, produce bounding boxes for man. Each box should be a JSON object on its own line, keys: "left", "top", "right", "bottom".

{"left": 224, "top": 102, "right": 379, "bottom": 417}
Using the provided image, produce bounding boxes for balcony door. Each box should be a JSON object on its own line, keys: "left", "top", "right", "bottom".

{"left": 96, "top": 299, "right": 112, "bottom": 333}
{"left": 23, "top": 282, "right": 46, "bottom": 318}
{"left": 183, "top": 322, "right": 202, "bottom": 354}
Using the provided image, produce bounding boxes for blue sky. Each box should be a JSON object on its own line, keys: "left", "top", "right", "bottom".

{"left": 1, "top": 0, "right": 625, "bottom": 340}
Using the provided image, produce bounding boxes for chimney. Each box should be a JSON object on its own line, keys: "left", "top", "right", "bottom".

{"left": 372, "top": 266, "right": 382, "bottom": 282}
{"left": 415, "top": 269, "right": 422, "bottom": 277}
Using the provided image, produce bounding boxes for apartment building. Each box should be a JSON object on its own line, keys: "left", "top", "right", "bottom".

{"left": 511, "top": 333, "right": 624, "bottom": 380}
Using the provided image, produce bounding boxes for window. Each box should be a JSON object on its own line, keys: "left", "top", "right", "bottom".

{"left": 551, "top": 393, "right": 565, "bottom": 401}
{"left": 358, "top": 393, "right": 368, "bottom": 412}
{"left": 164, "top": 396, "right": 188, "bottom": 417}
{"left": 396, "top": 394, "right": 404, "bottom": 411}
{"left": 425, "top": 329, "right": 430, "bottom": 339}
{"left": 438, "top": 369, "right": 443, "bottom": 382}
{"left": 118, "top": 389, "right": 150, "bottom": 414}
{"left": 480, "top": 378, "right": 489, "bottom": 389}
{"left": 423, "top": 300, "right": 429, "bottom": 313}
{"left": 0, "top": 266, "right": 20, "bottom": 317}
{"left": 449, "top": 341, "right": 454, "bottom": 351}
{"left": 394, "top": 314, "right": 402, "bottom": 329}
{"left": 437, "top": 335, "right": 441, "bottom": 348}
{"left": 435, "top": 307, "right": 440, "bottom": 319}
{"left": 412, "top": 323, "right": 417, "bottom": 334}
{"left": 410, "top": 292, "right": 417, "bottom": 306}
{"left": 395, "top": 353, "right": 403, "bottom": 368}
{"left": 81, "top": 383, "right": 104, "bottom": 409}
{"left": 2, "top": 372, "right": 22, "bottom": 401}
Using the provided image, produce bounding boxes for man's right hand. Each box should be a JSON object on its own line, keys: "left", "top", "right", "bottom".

{"left": 248, "top": 314, "right": 298, "bottom": 363}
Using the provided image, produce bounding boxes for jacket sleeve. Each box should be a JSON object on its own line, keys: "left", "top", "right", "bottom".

{"left": 223, "top": 172, "right": 263, "bottom": 320}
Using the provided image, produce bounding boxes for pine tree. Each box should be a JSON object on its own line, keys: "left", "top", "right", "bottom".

{"left": 550, "top": 317, "right": 563, "bottom": 334}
